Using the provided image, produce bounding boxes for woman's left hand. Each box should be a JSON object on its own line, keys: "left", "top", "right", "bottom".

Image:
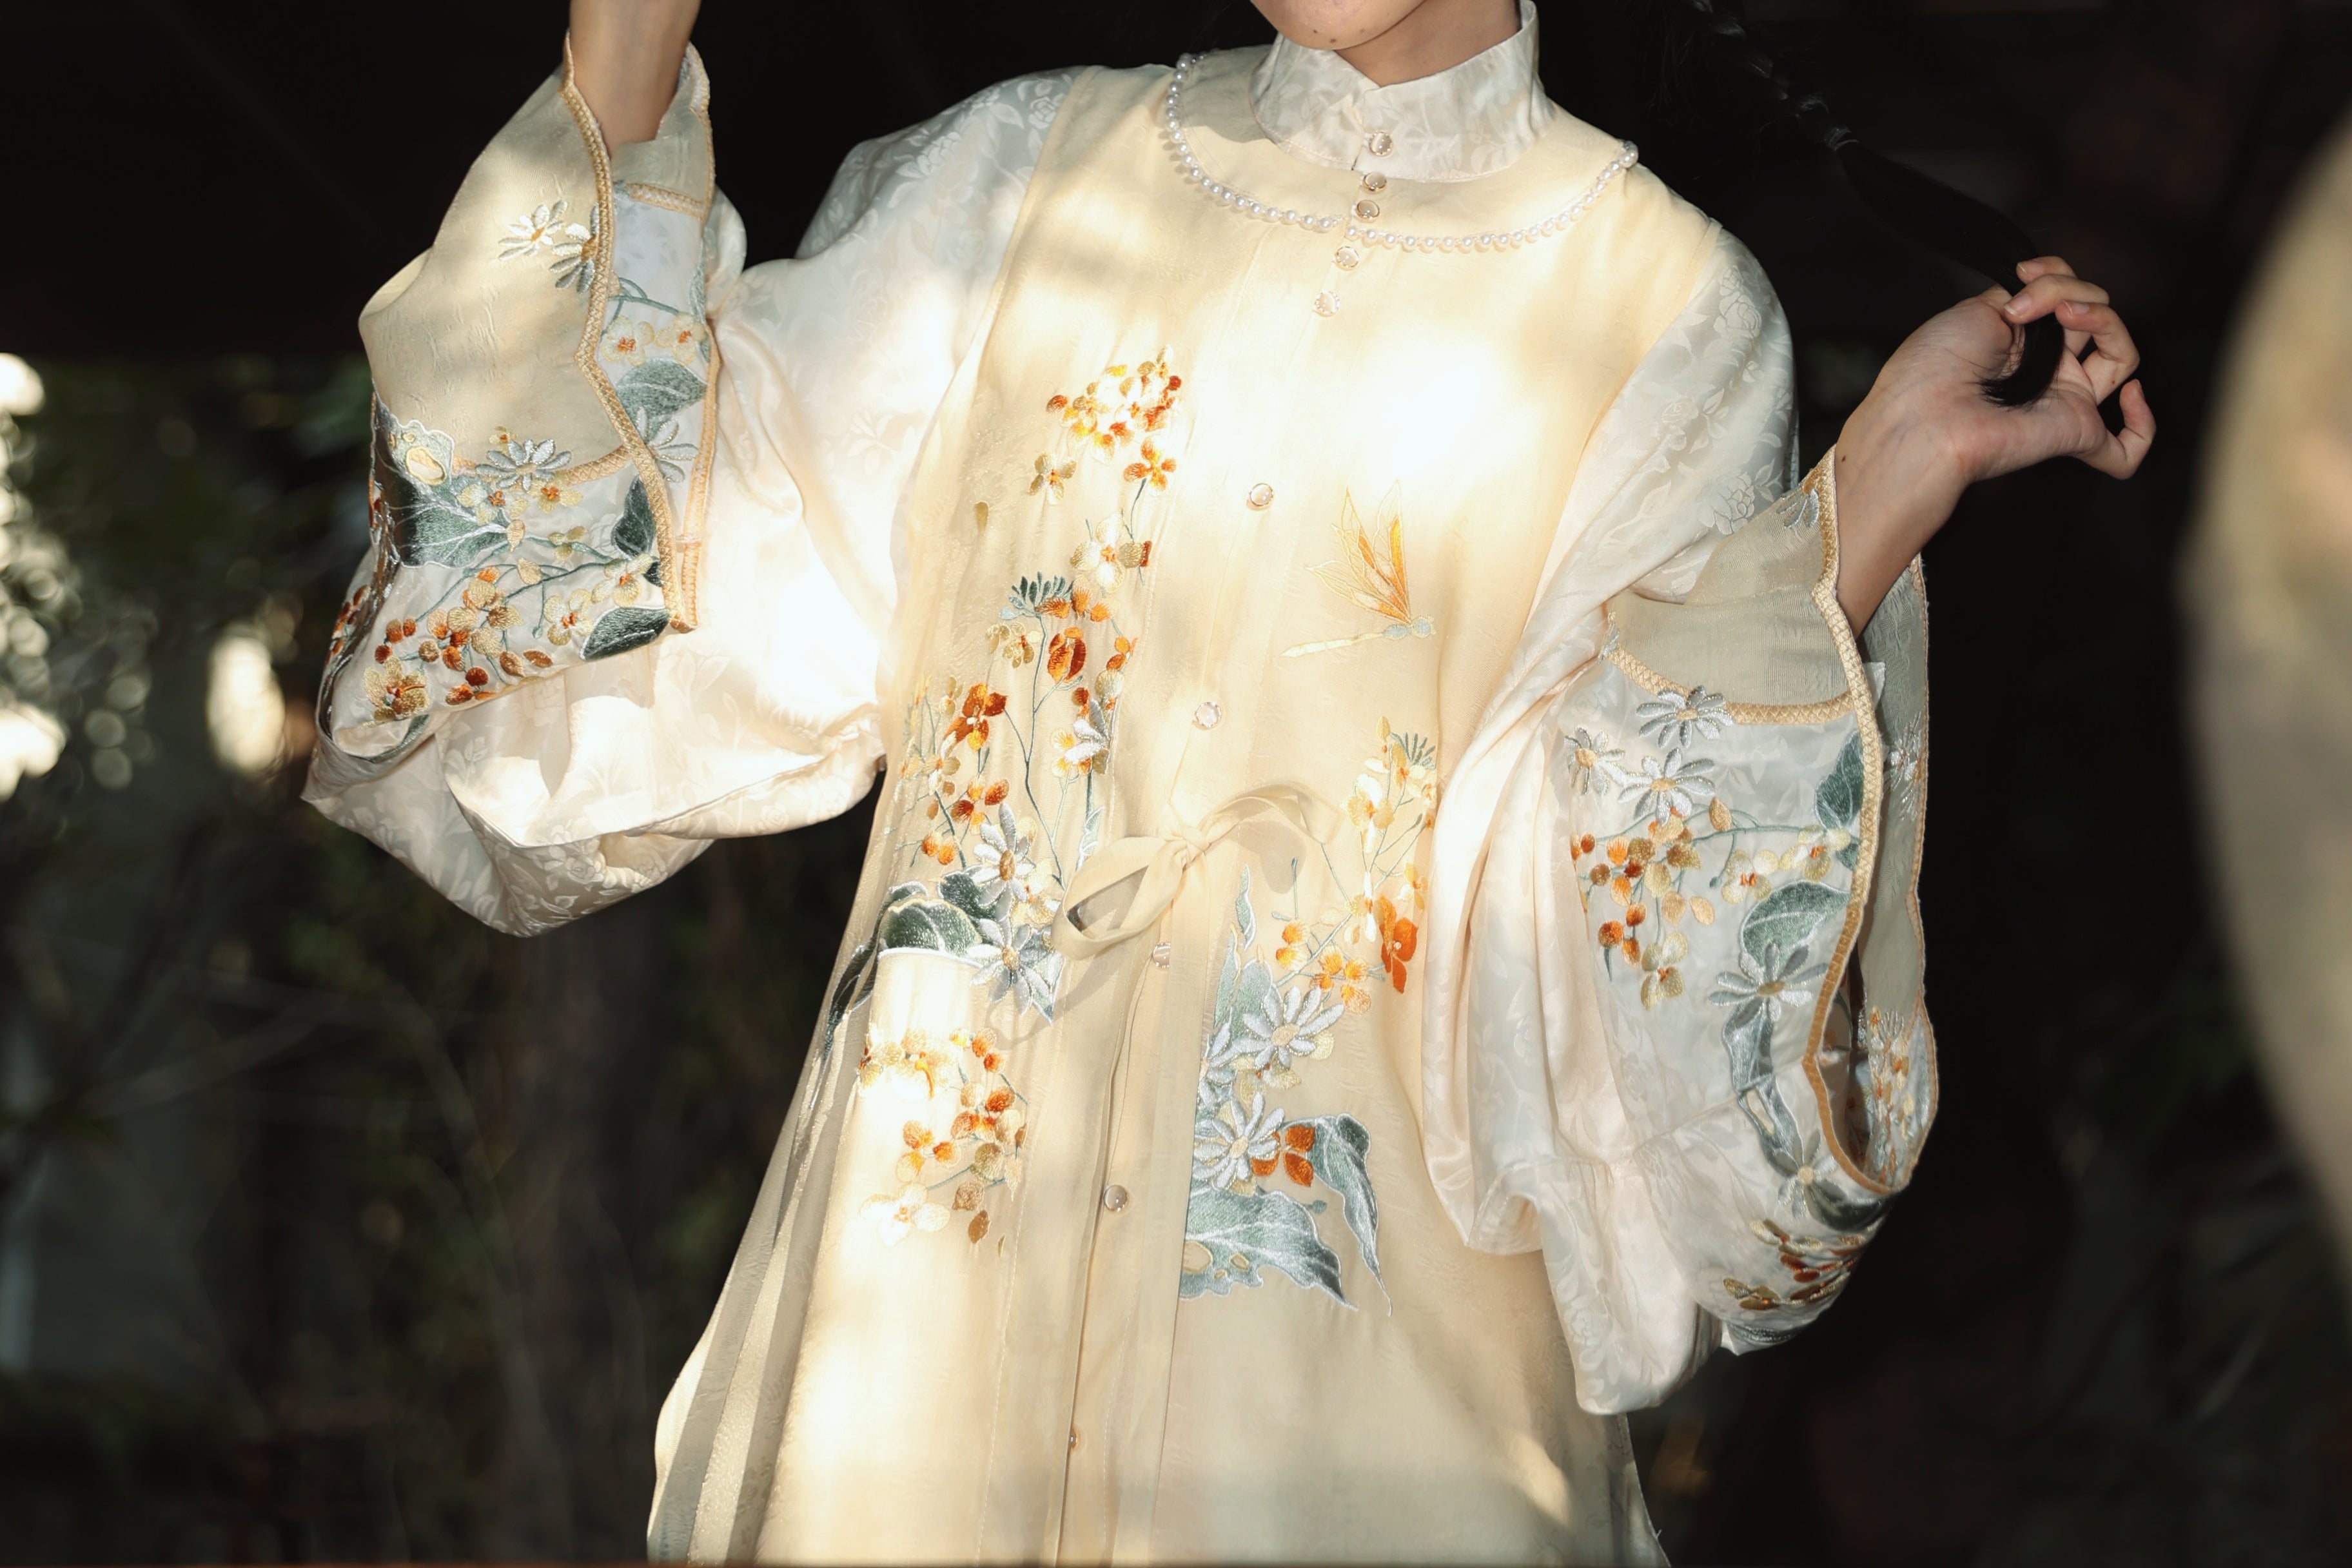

{"left": 1830, "top": 257, "right": 2155, "bottom": 629}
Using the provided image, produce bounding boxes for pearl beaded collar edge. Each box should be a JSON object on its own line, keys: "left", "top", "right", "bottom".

{"left": 1161, "top": 53, "right": 1639, "bottom": 253}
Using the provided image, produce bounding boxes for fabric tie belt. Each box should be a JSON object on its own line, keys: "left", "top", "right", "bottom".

{"left": 1051, "top": 784, "right": 1336, "bottom": 957}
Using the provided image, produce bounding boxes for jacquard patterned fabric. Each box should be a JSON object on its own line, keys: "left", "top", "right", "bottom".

{"left": 304, "top": 56, "right": 1074, "bottom": 935}
{"left": 305, "top": 30, "right": 1937, "bottom": 1565}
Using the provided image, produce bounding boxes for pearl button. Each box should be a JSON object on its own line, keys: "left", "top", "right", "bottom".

{"left": 1069, "top": 1429, "right": 1081, "bottom": 1451}
{"left": 1311, "top": 290, "right": 1338, "bottom": 317}
{"left": 1193, "top": 700, "right": 1221, "bottom": 730}
{"left": 1360, "top": 170, "right": 1387, "bottom": 193}
{"left": 1365, "top": 130, "right": 1394, "bottom": 157}
{"left": 1102, "top": 1184, "right": 1130, "bottom": 1212}
{"left": 1353, "top": 198, "right": 1381, "bottom": 222}
{"left": 1333, "top": 245, "right": 1361, "bottom": 271}
{"left": 1246, "top": 482, "right": 1274, "bottom": 510}
{"left": 1150, "top": 942, "right": 1172, "bottom": 968}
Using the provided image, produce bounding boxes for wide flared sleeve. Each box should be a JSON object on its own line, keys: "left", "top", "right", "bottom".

{"left": 1421, "top": 233, "right": 1936, "bottom": 1414}
{"left": 302, "top": 45, "right": 1075, "bottom": 935}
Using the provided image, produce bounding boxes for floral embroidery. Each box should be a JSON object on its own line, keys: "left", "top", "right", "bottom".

{"left": 1721, "top": 1218, "right": 1864, "bottom": 1313}
{"left": 854, "top": 1020, "right": 1027, "bottom": 1245}
{"left": 1562, "top": 705, "right": 1887, "bottom": 1252}
{"left": 1634, "top": 685, "right": 1730, "bottom": 749}
{"left": 329, "top": 409, "right": 669, "bottom": 730}
{"left": 850, "top": 349, "right": 1186, "bottom": 1245}
{"left": 883, "top": 349, "right": 1181, "bottom": 990}
{"left": 1884, "top": 716, "right": 1925, "bottom": 824}
{"left": 1179, "top": 720, "right": 1435, "bottom": 1305}
{"left": 498, "top": 199, "right": 598, "bottom": 292}
{"left": 1281, "top": 484, "right": 1436, "bottom": 658}
{"left": 1853, "top": 1004, "right": 1926, "bottom": 1188}
{"left": 597, "top": 273, "right": 714, "bottom": 478}
{"left": 861, "top": 1184, "right": 952, "bottom": 1245}
{"left": 325, "top": 222, "right": 716, "bottom": 748}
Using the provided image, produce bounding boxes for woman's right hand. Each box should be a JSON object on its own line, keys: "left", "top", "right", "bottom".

{"left": 569, "top": 0, "right": 702, "bottom": 147}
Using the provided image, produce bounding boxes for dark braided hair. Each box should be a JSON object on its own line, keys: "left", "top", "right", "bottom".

{"left": 1636, "top": 0, "right": 2063, "bottom": 405}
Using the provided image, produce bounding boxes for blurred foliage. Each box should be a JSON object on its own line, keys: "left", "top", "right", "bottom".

{"left": 0, "top": 358, "right": 868, "bottom": 1559}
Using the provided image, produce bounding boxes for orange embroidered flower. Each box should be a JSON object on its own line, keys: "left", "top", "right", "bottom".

{"left": 1375, "top": 894, "right": 1418, "bottom": 994}
{"left": 1123, "top": 440, "right": 1177, "bottom": 489}
{"left": 1030, "top": 453, "right": 1074, "bottom": 499}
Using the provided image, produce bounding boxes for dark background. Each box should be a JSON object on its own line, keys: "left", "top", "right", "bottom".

{"left": 2, "top": 1, "right": 2349, "bottom": 1562}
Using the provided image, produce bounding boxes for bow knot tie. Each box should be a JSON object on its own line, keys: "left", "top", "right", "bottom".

{"left": 1052, "top": 784, "right": 1336, "bottom": 958}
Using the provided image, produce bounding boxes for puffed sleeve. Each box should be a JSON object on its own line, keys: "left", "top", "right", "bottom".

{"left": 1420, "top": 233, "right": 1936, "bottom": 1413}
{"left": 302, "top": 43, "right": 1075, "bottom": 934}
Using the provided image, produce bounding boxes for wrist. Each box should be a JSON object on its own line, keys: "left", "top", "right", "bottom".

{"left": 1831, "top": 402, "right": 1963, "bottom": 632}
{"left": 568, "top": 0, "right": 699, "bottom": 147}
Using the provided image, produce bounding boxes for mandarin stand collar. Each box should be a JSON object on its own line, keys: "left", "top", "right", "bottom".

{"left": 1247, "top": 0, "right": 1551, "bottom": 182}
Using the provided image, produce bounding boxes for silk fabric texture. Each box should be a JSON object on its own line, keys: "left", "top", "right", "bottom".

{"left": 306, "top": 8, "right": 1937, "bottom": 1562}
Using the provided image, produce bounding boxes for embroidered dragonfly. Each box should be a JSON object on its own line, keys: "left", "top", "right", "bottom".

{"left": 1281, "top": 484, "right": 1436, "bottom": 658}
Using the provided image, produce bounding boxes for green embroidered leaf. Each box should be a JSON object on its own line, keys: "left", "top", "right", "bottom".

{"left": 1233, "top": 958, "right": 1275, "bottom": 1036}
{"left": 381, "top": 464, "right": 507, "bottom": 568}
{"left": 1214, "top": 932, "right": 1240, "bottom": 1032}
{"left": 580, "top": 605, "right": 671, "bottom": 661}
{"left": 613, "top": 477, "right": 658, "bottom": 559}
{"left": 1004, "top": 574, "right": 1074, "bottom": 616}
{"left": 1737, "top": 1082, "right": 1806, "bottom": 1171}
{"left": 1720, "top": 1004, "right": 1776, "bottom": 1090}
{"left": 1738, "top": 881, "right": 1846, "bottom": 969}
{"left": 819, "top": 939, "right": 876, "bottom": 1061}
{"left": 614, "top": 358, "right": 706, "bottom": 431}
{"left": 876, "top": 897, "right": 981, "bottom": 954}
{"left": 1802, "top": 1179, "right": 1888, "bottom": 1233}
{"left": 1177, "top": 1186, "right": 1348, "bottom": 1306}
{"left": 1301, "top": 1113, "right": 1380, "bottom": 1283}
{"left": 1233, "top": 867, "right": 1257, "bottom": 950}
{"left": 937, "top": 870, "right": 1007, "bottom": 926}
{"left": 1815, "top": 732, "right": 1865, "bottom": 834}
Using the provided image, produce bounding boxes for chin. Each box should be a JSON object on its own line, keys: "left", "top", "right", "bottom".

{"left": 1250, "top": 0, "right": 1430, "bottom": 52}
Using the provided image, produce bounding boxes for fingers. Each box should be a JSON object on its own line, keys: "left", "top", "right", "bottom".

{"left": 2013, "top": 275, "right": 2126, "bottom": 366}
{"left": 2002, "top": 271, "right": 2108, "bottom": 345}
{"left": 2015, "top": 255, "right": 2078, "bottom": 286}
{"left": 2076, "top": 379, "right": 2155, "bottom": 479}
{"left": 2055, "top": 297, "right": 2142, "bottom": 402}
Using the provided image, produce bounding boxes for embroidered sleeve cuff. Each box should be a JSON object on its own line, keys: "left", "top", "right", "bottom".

{"left": 313, "top": 45, "right": 723, "bottom": 786}
{"left": 1552, "top": 452, "right": 1935, "bottom": 1370}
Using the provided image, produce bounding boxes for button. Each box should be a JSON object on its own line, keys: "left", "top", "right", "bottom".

{"left": 1311, "top": 291, "right": 1338, "bottom": 317}
{"left": 1353, "top": 198, "right": 1381, "bottom": 222}
{"left": 1193, "top": 700, "right": 1222, "bottom": 729}
{"left": 1360, "top": 171, "right": 1387, "bottom": 193}
{"left": 1102, "top": 1184, "right": 1130, "bottom": 1212}
{"left": 1333, "top": 245, "right": 1362, "bottom": 271}
{"left": 1069, "top": 1429, "right": 1081, "bottom": 1451}
{"left": 1365, "top": 130, "right": 1394, "bottom": 157}
{"left": 1246, "top": 482, "right": 1274, "bottom": 511}
{"left": 1150, "top": 942, "right": 1173, "bottom": 968}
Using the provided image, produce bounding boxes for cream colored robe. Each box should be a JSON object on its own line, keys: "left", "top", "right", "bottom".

{"left": 306, "top": 12, "right": 1937, "bottom": 1562}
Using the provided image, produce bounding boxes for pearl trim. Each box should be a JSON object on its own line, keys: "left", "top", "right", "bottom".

{"left": 1162, "top": 54, "right": 1638, "bottom": 253}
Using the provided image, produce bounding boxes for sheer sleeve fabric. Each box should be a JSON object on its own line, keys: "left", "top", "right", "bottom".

{"left": 302, "top": 46, "right": 1075, "bottom": 935}
{"left": 1421, "top": 233, "right": 1938, "bottom": 1413}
